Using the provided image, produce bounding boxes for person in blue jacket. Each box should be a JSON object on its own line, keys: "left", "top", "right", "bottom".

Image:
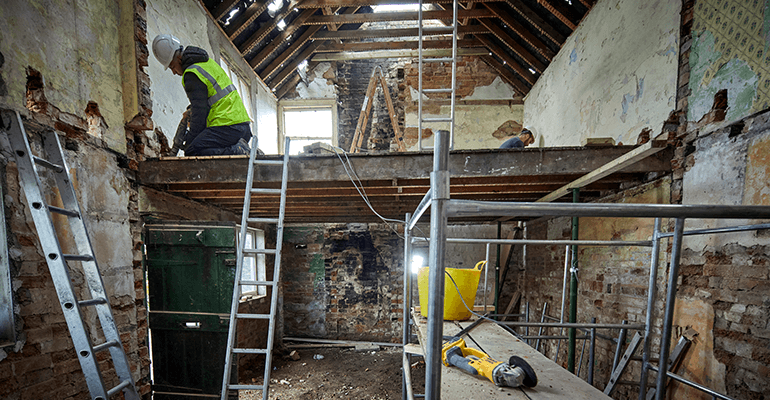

{"left": 500, "top": 128, "right": 535, "bottom": 149}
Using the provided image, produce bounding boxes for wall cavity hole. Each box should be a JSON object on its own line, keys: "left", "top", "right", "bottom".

{"left": 48, "top": 253, "right": 58, "bottom": 260}
{"left": 32, "top": 202, "right": 42, "bottom": 209}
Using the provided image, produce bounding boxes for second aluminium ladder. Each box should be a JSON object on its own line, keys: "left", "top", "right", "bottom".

{"left": 1, "top": 110, "right": 139, "bottom": 400}
{"left": 220, "top": 137, "right": 290, "bottom": 400}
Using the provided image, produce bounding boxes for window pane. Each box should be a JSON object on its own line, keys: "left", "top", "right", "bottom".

{"left": 284, "top": 109, "right": 332, "bottom": 139}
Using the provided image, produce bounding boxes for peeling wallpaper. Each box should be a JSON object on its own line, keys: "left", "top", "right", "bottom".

{"left": 688, "top": 0, "right": 769, "bottom": 122}
{"left": 524, "top": 0, "right": 680, "bottom": 147}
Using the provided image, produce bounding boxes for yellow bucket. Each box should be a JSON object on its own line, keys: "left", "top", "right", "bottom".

{"left": 418, "top": 261, "right": 484, "bottom": 321}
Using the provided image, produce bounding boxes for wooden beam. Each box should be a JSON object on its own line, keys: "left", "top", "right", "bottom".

{"left": 504, "top": 0, "right": 565, "bottom": 45}
{"left": 313, "top": 25, "right": 488, "bottom": 40}
{"left": 295, "top": 0, "right": 502, "bottom": 7}
{"left": 267, "top": 41, "right": 323, "bottom": 88}
{"left": 311, "top": 48, "right": 488, "bottom": 61}
{"left": 315, "top": 38, "right": 484, "bottom": 52}
{"left": 249, "top": 8, "right": 318, "bottom": 70}
{"left": 260, "top": 26, "right": 322, "bottom": 81}
{"left": 537, "top": 0, "right": 580, "bottom": 30}
{"left": 238, "top": 5, "right": 298, "bottom": 55}
{"left": 225, "top": 0, "right": 270, "bottom": 39}
{"left": 476, "top": 18, "right": 547, "bottom": 73}
{"left": 480, "top": 55, "right": 530, "bottom": 95}
{"left": 578, "top": 0, "right": 595, "bottom": 9}
{"left": 475, "top": 35, "right": 537, "bottom": 86}
{"left": 537, "top": 141, "right": 669, "bottom": 203}
{"left": 484, "top": 3, "right": 555, "bottom": 60}
{"left": 304, "top": 8, "right": 495, "bottom": 24}
{"left": 212, "top": 0, "right": 240, "bottom": 20}
{"left": 274, "top": 73, "right": 302, "bottom": 99}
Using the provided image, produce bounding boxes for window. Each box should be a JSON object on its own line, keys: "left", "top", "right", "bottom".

{"left": 220, "top": 58, "right": 254, "bottom": 129}
{"left": 279, "top": 99, "right": 338, "bottom": 154}
{"left": 238, "top": 227, "right": 266, "bottom": 298}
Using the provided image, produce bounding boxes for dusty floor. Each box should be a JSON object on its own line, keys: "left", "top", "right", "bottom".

{"left": 238, "top": 346, "right": 425, "bottom": 400}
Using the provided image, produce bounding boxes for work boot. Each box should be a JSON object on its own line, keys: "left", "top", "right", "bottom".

{"left": 232, "top": 138, "right": 251, "bottom": 155}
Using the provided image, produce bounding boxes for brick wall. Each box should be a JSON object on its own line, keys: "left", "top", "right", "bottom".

{"left": 282, "top": 224, "right": 404, "bottom": 342}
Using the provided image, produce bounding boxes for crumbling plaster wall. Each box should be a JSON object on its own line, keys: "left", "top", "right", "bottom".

{"left": 0, "top": 0, "right": 127, "bottom": 152}
{"left": 146, "top": 0, "right": 278, "bottom": 152}
{"left": 524, "top": 0, "right": 680, "bottom": 146}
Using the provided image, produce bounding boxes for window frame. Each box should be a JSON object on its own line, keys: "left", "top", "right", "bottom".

{"left": 237, "top": 226, "right": 267, "bottom": 299}
{"left": 278, "top": 99, "right": 338, "bottom": 154}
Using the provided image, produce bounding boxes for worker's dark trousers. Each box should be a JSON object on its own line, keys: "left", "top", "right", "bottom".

{"left": 184, "top": 122, "right": 252, "bottom": 156}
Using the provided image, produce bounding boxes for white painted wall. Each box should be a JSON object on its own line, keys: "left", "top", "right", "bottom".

{"left": 524, "top": 0, "right": 681, "bottom": 147}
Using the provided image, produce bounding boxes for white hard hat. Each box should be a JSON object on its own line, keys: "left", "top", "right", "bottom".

{"left": 152, "top": 34, "right": 182, "bottom": 69}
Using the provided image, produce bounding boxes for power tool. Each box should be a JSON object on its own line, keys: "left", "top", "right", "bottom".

{"left": 441, "top": 337, "right": 538, "bottom": 388}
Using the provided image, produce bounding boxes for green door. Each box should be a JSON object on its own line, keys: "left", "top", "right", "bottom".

{"left": 145, "top": 221, "right": 237, "bottom": 399}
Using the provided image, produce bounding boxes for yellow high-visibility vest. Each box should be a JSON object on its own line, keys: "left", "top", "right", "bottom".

{"left": 183, "top": 59, "right": 250, "bottom": 127}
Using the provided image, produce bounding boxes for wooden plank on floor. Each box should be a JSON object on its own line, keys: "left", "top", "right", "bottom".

{"left": 411, "top": 311, "right": 611, "bottom": 399}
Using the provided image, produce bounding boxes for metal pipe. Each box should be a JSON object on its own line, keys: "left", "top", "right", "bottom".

{"left": 655, "top": 218, "right": 685, "bottom": 400}
{"left": 402, "top": 213, "right": 412, "bottom": 400}
{"left": 412, "top": 237, "right": 652, "bottom": 247}
{"left": 612, "top": 320, "right": 628, "bottom": 373}
{"left": 535, "top": 302, "right": 548, "bottom": 351}
{"left": 556, "top": 245, "right": 570, "bottom": 362}
{"left": 577, "top": 335, "right": 586, "bottom": 377}
{"left": 484, "top": 243, "right": 490, "bottom": 313}
{"left": 639, "top": 218, "right": 662, "bottom": 400}
{"left": 425, "top": 130, "right": 450, "bottom": 400}
{"left": 648, "top": 366, "right": 737, "bottom": 400}
{"left": 658, "top": 222, "right": 770, "bottom": 238}
{"left": 525, "top": 301, "right": 530, "bottom": 345}
{"left": 500, "top": 321, "right": 646, "bottom": 330}
{"left": 495, "top": 222, "right": 501, "bottom": 318}
{"left": 446, "top": 200, "right": 770, "bottom": 219}
{"left": 520, "top": 335, "right": 591, "bottom": 340}
{"left": 568, "top": 188, "right": 579, "bottom": 373}
{"left": 588, "top": 317, "right": 596, "bottom": 385}
{"left": 408, "top": 189, "right": 432, "bottom": 231}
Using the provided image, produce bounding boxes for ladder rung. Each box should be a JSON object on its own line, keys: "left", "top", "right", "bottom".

{"left": 235, "top": 313, "right": 271, "bottom": 319}
{"left": 228, "top": 384, "right": 265, "bottom": 391}
{"left": 423, "top": 26, "right": 454, "bottom": 34}
{"left": 422, "top": 117, "right": 452, "bottom": 123}
{"left": 423, "top": 57, "right": 453, "bottom": 63}
{"left": 243, "top": 248, "right": 277, "bottom": 255}
{"left": 48, "top": 205, "right": 80, "bottom": 217}
{"left": 250, "top": 188, "right": 282, "bottom": 195}
{"left": 247, "top": 217, "right": 279, "bottom": 224}
{"left": 92, "top": 340, "right": 119, "bottom": 353}
{"left": 239, "top": 280, "right": 276, "bottom": 286}
{"left": 107, "top": 380, "right": 132, "bottom": 397}
{"left": 233, "top": 348, "right": 268, "bottom": 354}
{"left": 422, "top": 88, "right": 452, "bottom": 93}
{"left": 32, "top": 156, "right": 64, "bottom": 173}
{"left": 253, "top": 159, "right": 284, "bottom": 166}
{"left": 78, "top": 298, "right": 108, "bottom": 307}
{"left": 63, "top": 254, "right": 94, "bottom": 262}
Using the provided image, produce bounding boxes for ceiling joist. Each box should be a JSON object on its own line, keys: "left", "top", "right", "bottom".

{"left": 304, "top": 8, "right": 495, "bottom": 25}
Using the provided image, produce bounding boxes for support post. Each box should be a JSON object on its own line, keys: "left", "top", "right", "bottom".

{"left": 568, "top": 188, "right": 579, "bottom": 373}
{"left": 639, "top": 218, "right": 662, "bottom": 399}
{"left": 402, "top": 213, "right": 412, "bottom": 400}
{"left": 425, "top": 130, "right": 450, "bottom": 400}
{"left": 654, "top": 218, "right": 685, "bottom": 400}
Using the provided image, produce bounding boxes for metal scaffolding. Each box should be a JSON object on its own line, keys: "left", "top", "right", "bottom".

{"left": 401, "top": 130, "right": 770, "bottom": 400}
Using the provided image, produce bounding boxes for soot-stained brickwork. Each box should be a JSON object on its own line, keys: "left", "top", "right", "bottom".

{"left": 282, "top": 224, "right": 404, "bottom": 342}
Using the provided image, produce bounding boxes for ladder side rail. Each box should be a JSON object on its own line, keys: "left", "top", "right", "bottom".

{"left": 220, "top": 135, "right": 260, "bottom": 400}
{"left": 259, "top": 136, "right": 291, "bottom": 400}
{"left": 2, "top": 111, "right": 110, "bottom": 399}
{"left": 40, "top": 130, "right": 139, "bottom": 400}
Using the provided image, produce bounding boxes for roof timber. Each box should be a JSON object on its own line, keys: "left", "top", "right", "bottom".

{"left": 314, "top": 39, "right": 485, "bottom": 52}
{"left": 503, "top": 0, "right": 566, "bottom": 45}
{"left": 480, "top": 54, "right": 530, "bottom": 94}
{"left": 312, "top": 25, "right": 490, "bottom": 40}
{"left": 249, "top": 8, "right": 318, "bottom": 70}
{"left": 304, "top": 8, "right": 496, "bottom": 24}
{"left": 476, "top": 36, "right": 536, "bottom": 86}
{"left": 138, "top": 146, "right": 672, "bottom": 223}
{"left": 483, "top": 3, "right": 555, "bottom": 60}
{"left": 224, "top": 0, "right": 270, "bottom": 39}
{"left": 311, "top": 48, "right": 488, "bottom": 61}
{"left": 294, "top": 0, "right": 503, "bottom": 7}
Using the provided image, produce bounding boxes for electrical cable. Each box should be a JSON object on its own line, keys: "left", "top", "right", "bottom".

{"left": 444, "top": 270, "right": 525, "bottom": 341}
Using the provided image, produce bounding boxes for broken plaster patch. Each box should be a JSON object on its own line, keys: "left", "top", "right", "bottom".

{"left": 463, "top": 77, "right": 516, "bottom": 100}
{"left": 296, "top": 62, "right": 336, "bottom": 99}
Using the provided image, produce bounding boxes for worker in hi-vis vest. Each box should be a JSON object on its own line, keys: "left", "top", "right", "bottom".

{"left": 152, "top": 34, "right": 252, "bottom": 156}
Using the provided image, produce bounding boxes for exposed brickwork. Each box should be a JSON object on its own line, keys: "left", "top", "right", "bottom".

{"left": 282, "top": 224, "right": 404, "bottom": 342}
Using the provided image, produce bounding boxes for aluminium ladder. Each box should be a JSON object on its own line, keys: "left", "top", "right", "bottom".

{"left": 417, "top": 0, "right": 459, "bottom": 150}
{"left": 1, "top": 110, "right": 139, "bottom": 400}
{"left": 220, "top": 136, "right": 290, "bottom": 400}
